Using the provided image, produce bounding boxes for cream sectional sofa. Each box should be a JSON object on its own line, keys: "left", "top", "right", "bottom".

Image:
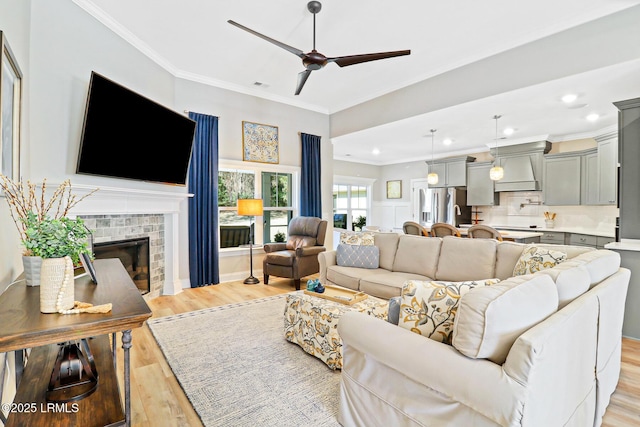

{"left": 322, "top": 234, "right": 630, "bottom": 427}
{"left": 320, "top": 233, "right": 598, "bottom": 300}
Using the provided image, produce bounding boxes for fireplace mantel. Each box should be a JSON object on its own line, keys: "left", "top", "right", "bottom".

{"left": 68, "top": 184, "right": 193, "bottom": 296}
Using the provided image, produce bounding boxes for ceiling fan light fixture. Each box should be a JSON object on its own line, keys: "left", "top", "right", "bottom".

{"left": 228, "top": 1, "right": 410, "bottom": 95}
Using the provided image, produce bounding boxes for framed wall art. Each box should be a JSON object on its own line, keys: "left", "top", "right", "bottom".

{"left": 242, "top": 121, "right": 279, "bottom": 164}
{"left": 0, "top": 31, "right": 22, "bottom": 182}
{"left": 386, "top": 180, "right": 402, "bottom": 199}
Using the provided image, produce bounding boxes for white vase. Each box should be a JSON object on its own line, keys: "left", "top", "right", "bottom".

{"left": 545, "top": 220, "right": 555, "bottom": 229}
{"left": 40, "top": 256, "right": 74, "bottom": 313}
{"left": 22, "top": 256, "right": 42, "bottom": 287}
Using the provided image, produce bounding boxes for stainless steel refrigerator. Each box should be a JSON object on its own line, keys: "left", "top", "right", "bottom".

{"left": 424, "top": 188, "right": 471, "bottom": 227}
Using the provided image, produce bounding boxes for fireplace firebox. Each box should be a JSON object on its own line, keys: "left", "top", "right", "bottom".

{"left": 93, "top": 237, "right": 150, "bottom": 294}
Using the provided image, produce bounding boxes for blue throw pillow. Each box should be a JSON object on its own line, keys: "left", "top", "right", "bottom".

{"left": 336, "top": 244, "right": 380, "bottom": 269}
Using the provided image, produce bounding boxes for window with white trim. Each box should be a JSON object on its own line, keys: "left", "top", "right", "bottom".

{"left": 332, "top": 183, "right": 370, "bottom": 231}
{"left": 218, "top": 161, "right": 298, "bottom": 249}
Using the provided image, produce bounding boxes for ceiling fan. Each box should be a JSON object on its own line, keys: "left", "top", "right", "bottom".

{"left": 228, "top": 1, "right": 411, "bottom": 95}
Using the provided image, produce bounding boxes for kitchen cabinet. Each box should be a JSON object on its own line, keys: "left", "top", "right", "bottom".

{"left": 540, "top": 231, "right": 566, "bottom": 245}
{"left": 595, "top": 133, "right": 618, "bottom": 205}
{"left": 596, "top": 236, "right": 615, "bottom": 249}
{"left": 543, "top": 153, "right": 581, "bottom": 205}
{"left": 544, "top": 139, "right": 617, "bottom": 207}
{"left": 582, "top": 150, "right": 599, "bottom": 205}
{"left": 466, "top": 162, "right": 499, "bottom": 206}
{"left": 615, "top": 97, "right": 640, "bottom": 239}
{"left": 427, "top": 156, "right": 475, "bottom": 188}
{"left": 569, "top": 233, "right": 597, "bottom": 247}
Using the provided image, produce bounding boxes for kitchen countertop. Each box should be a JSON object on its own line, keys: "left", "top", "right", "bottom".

{"left": 425, "top": 226, "right": 543, "bottom": 240}
{"left": 459, "top": 224, "right": 615, "bottom": 238}
{"left": 605, "top": 239, "right": 640, "bottom": 252}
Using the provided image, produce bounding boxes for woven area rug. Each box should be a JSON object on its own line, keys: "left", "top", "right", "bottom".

{"left": 148, "top": 294, "right": 341, "bottom": 427}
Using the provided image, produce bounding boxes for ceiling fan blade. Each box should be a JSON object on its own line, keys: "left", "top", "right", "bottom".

{"left": 295, "top": 70, "right": 313, "bottom": 95}
{"left": 228, "top": 20, "right": 304, "bottom": 58}
{"left": 328, "top": 50, "right": 411, "bottom": 67}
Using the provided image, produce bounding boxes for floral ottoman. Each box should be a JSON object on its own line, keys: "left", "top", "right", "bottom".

{"left": 284, "top": 290, "right": 389, "bottom": 370}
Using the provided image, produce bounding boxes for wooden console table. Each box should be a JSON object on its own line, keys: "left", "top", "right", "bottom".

{"left": 0, "top": 259, "right": 152, "bottom": 427}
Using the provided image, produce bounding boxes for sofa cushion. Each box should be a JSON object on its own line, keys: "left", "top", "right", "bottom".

{"left": 373, "top": 232, "right": 400, "bottom": 271}
{"left": 336, "top": 244, "right": 379, "bottom": 269}
{"left": 495, "top": 241, "right": 526, "bottom": 280}
{"left": 452, "top": 274, "right": 558, "bottom": 364}
{"left": 398, "top": 279, "right": 500, "bottom": 344}
{"left": 359, "top": 271, "right": 430, "bottom": 299}
{"left": 326, "top": 265, "right": 382, "bottom": 291}
{"left": 534, "top": 261, "right": 590, "bottom": 308}
{"left": 340, "top": 231, "right": 375, "bottom": 246}
{"left": 570, "top": 249, "right": 621, "bottom": 288}
{"left": 392, "top": 235, "right": 442, "bottom": 278}
{"left": 513, "top": 245, "right": 567, "bottom": 276}
{"left": 435, "top": 236, "right": 498, "bottom": 281}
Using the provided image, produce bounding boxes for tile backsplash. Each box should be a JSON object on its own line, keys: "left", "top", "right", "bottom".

{"left": 474, "top": 191, "right": 617, "bottom": 233}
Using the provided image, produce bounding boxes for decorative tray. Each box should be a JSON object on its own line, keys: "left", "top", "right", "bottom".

{"left": 304, "top": 284, "right": 368, "bottom": 305}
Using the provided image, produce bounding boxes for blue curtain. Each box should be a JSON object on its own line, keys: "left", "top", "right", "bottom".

{"left": 300, "top": 133, "right": 322, "bottom": 217}
{"left": 188, "top": 112, "right": 219, "bottom": 287}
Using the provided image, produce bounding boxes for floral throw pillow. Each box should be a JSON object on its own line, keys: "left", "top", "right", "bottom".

{"left": 513, "top": 245, "right": 567, "bottom": 276}
{"left": 398, "top": 278, "right": 500, "bottom": 344}
{"left": 339, "top": 231, "right": 375, "bottom": 246}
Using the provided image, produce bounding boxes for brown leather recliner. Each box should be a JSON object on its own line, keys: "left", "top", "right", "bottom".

{"left": 263, "top": 216, "right": 328, "bottom": 290}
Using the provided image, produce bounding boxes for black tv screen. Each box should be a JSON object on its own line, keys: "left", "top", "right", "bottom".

{"left": 76, "top": 72, "right": 196, "bottom": 185}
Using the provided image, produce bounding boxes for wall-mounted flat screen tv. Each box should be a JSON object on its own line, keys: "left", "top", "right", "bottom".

{"left": 76, "top": 72, "right": 196, "bottom": 185}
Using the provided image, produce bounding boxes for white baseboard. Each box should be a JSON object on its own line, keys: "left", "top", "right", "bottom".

{"left": 219, "top": 269, "right": 264, "bottom": 284}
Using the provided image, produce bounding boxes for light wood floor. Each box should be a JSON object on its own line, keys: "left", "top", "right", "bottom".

{"left": 117, "top": 277, "right": 640, "bottom": 427}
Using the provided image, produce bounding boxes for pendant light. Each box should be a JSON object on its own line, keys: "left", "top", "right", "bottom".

{"left": 489, "top": 115, "right": 504, "bottom": 181}
{"left": 427, "top": 129, "right": 439, "bottom": 185}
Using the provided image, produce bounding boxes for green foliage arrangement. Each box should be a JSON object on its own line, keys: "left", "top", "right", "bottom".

{"left": 353, "top": 215, "right": 367, "bottom": 231}
{"left": 273, "top": 231, "right": 286, "bottom": 242}
{"left": 0, "top": 175, "right": 97, "bottom": 261}
{"left": 22, "top": 212, "right": 91, "bottom": 264}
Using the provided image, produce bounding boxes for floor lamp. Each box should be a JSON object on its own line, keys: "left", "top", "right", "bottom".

{"left": 237, "top": 198, "right": 263, "bottom": 284}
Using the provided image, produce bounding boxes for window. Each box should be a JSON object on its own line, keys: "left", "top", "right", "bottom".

{"left": 333, "top": 183, "right": 370, "bottom": 231}
{"left": 218, "top": 161, "right": 298, "bottom": 249}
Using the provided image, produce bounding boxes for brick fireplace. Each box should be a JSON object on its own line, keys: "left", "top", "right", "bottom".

{"left": 80, "top": 215, "right": 162, "bottom": 294}
{"left": 69, "top": 184, "right": 191, "bottom": 296}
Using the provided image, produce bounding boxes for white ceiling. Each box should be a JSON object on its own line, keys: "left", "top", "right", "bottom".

{"left": 74, "top": 0, "right": 640, "bottom": 165}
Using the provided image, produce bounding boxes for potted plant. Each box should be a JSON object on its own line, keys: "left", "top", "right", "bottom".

{"left": 274, "top": 231, "right": 286, "bottom": 243}
{"left": 0, "top": 176, "right": 97, "bottom": 292}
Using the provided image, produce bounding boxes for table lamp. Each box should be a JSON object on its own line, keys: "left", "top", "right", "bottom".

{"left": 237, "top": 198, "right": 263, "bottom": 284}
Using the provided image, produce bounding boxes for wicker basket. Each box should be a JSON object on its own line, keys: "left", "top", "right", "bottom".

{"left": 40, "top": 256, "right": 74, "bottom": 313}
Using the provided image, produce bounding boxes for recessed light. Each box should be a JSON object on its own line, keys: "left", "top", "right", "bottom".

{"left": 442, "top": 138, "right": 453, "bottom": 146}
{"left": 503, "top": 127, "right": 515, "bottom": 136}
{"left": 586, "top": 113, "right": 599, "bottom": 122}
{"left": 562, "top": 94, "right": 578, "bottom": 103}
{"left": 372, "top": 148, "right": 381, "bottom": 155}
